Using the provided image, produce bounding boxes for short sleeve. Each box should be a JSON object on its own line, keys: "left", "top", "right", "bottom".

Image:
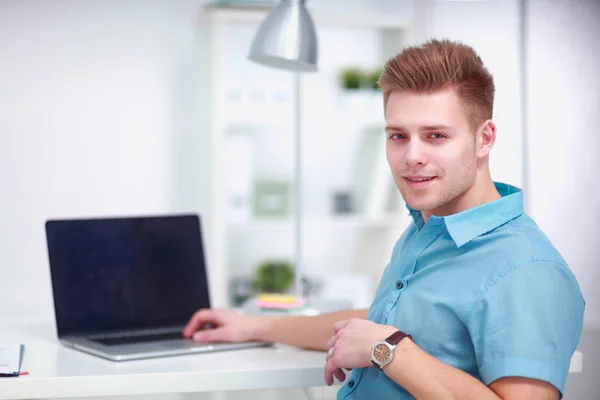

{"left": 467, "top": 260, "right": 585, "bottom": 396}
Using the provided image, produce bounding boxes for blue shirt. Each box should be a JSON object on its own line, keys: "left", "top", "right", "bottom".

{"left": 337, "top": 182, "right": 585, "bottom": 400}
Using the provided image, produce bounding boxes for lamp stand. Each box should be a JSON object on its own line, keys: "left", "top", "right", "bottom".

{"left": 293, "top": 71, "right": 304, "bottom": 298}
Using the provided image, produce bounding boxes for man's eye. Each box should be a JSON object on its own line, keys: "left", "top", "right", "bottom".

{"left": 430, "top": 133, "right": 445, "bottom": 139}
{"left": 390, "top": 134, "right": 406, "bottom": 140}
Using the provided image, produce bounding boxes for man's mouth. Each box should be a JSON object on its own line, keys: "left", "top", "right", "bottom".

{"left": 404, "top": 177, "right": 435, "bottom": 182}
{"left": 403, "top": 176, "right": 437, "bottom": 189}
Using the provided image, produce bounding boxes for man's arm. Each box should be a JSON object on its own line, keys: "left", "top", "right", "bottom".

{"left": 384, "top": 338, "right": 559, "bottom": 400}
{"left": 324, "top": 319, "right": 560, "bottom": 400}
{"left": 256, "top": 309, "right": 369, "bottom": 350}
{"left": 183, "top": 308, "right": 368, "bottom": 351}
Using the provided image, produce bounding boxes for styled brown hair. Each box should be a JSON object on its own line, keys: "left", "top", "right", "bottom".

{"left": 378, "top": 39, "right": 495, "bottom": 131}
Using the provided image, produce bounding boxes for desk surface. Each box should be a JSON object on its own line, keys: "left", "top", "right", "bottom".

{"left": 0, "top": 323, "right": 331, "bottom": 400}
{"left": 0, "top": 322, "right": 584, "bottom": 400}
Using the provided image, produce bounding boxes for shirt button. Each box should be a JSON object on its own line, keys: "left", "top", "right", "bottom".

{"left": 396, "top": 281, "right": 404, "bottom": 290}
{"left": 347, "top": 380, "right": 355, "bottom": 388}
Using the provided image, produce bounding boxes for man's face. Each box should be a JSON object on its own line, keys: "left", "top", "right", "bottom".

{"left": 385, "top": 88, "right": 479, "bottom": 215}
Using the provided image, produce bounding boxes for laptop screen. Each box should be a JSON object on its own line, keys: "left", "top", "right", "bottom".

{"left": 45, "top": 214, "right": 211, "bottom": 337}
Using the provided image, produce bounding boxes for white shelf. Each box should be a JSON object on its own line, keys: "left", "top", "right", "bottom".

{"left": 228, "top": 213, "right": 407, "bottom": 231}
{"left": 206, "top": 7, "right": 414, "bottom": 307}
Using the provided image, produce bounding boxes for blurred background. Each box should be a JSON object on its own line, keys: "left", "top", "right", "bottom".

{"left": 0, "top": 0, "right": 598, "bottom": 399}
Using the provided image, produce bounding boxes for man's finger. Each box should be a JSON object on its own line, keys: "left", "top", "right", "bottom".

{"left": 324, "top": 359, "right": 336, "bottom": 386}
{"left": 183, "top": 309, "right": 214, "bottom": 337}
{"left": 325, "top": 334, "right": 338, "bottom": 351}
{"left": 192, "top": 326, "right": 227, "bottom": 343}
{"left": 333, "top": 368, "right": 346, "bottom": 383}
{"left": 333, "top": 319, "right": 349, "bottom": 335}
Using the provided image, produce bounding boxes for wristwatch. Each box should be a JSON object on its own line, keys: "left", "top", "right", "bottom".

{"left": 370, "top": 330, "right": 411, "bottom": 370}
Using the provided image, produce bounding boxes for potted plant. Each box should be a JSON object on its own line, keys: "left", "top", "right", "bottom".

{"left": 252, "top": 260, "right": 295, "bottom": 294}
{"left": 367, "top": 67, "right": 383, "bottom": 90}
{"left": 340, "top": 67, "right": 364, "bottom": 90}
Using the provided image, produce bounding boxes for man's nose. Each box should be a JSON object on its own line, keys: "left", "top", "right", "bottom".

{"left": 405, "top": 140, "right": 427, "bottom": 166}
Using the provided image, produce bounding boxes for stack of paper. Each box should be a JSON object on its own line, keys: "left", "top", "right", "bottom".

{"left": 0, "top": 344, "right": 24, "bottom": 377}
{"left": 256, "top": 293, "right": 306, "bottom": 311}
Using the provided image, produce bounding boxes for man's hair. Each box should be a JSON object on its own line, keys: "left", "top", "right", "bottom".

{"left": 378, "top": 39, "right": 495, "bottom": 131}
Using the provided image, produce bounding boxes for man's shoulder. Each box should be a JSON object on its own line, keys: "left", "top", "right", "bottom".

{"left": 468, "top": 213, "right": 584, "bottom": 302}
{"left": 479, "top": 212, "right": 567, "bottom": 266}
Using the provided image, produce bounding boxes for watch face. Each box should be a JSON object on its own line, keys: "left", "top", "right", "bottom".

{"left": 373, "top": 343, "right": 391, "bottom": 362}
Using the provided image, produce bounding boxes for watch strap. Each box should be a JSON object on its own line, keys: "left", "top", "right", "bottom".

{"left": 385, "top": 330, "right": 411, "bottom": 346}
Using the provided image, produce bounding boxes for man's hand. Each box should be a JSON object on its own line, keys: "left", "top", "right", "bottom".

{"left": 182, "top": 308, "right": 264, "bottom": 343}
{"left": 324, "top": 318, "right": 397, "bottom": 386}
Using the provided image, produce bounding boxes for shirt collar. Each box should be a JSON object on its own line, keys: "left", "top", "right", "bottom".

{"left": 408, "top": 182, "right": 524, "bottom": 248}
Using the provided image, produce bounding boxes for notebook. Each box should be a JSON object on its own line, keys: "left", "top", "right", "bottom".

{"left": 0, "top": 344, "right": 24, "bottom": 376}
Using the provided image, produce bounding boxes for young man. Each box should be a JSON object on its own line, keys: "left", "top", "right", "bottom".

{"left": 183, "top": 39, "right": 584, "bottom": 399}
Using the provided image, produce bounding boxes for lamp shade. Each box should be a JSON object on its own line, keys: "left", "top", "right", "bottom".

{"left": 248, "top": 0, "right": 318, "bottom": 72}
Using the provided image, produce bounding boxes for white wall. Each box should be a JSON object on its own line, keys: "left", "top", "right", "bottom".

{"left": 526, "top": 0, "right": 600, "bottom": 330}
{"left": 0, "top": 0, "right": 217, "bottom": 323}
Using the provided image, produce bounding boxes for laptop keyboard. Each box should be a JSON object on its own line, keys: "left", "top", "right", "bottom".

{"left": 93, "top": 331, "right": 184, "bottom": 346}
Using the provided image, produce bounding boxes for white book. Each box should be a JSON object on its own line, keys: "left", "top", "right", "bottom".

{"left": 0, "top": 343, "right": 23, "bottom": 376}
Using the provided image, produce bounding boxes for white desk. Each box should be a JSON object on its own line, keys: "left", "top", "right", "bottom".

{"left": 0, "top": 323, "right": 584, "bottom": 400}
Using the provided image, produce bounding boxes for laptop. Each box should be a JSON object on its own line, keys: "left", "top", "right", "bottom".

{"left": 45, "top": 213, "right": 269, "bottom": 361}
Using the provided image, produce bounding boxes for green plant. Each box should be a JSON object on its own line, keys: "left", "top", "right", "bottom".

{"left": 253, "top": 260, "right": 295, "bottom": 294}
{"left": 340, "top": 67, "right": 364, "bottom": 90}
{"left": 339, "top": 67, "right": 383, "bottom": 90}
{"left": 367, "top": 68, "right": 383, "bottom": 90}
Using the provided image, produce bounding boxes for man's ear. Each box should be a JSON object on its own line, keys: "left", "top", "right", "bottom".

{"left": 476, "top": 119, "right": 496, "bottom": 158}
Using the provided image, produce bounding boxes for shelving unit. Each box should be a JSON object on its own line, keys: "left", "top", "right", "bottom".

{"left": 204, "top": 4, "right": 414, "bottom": 307}
{"left": 227, "top": 213, "right": 408, "bottom": 231}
